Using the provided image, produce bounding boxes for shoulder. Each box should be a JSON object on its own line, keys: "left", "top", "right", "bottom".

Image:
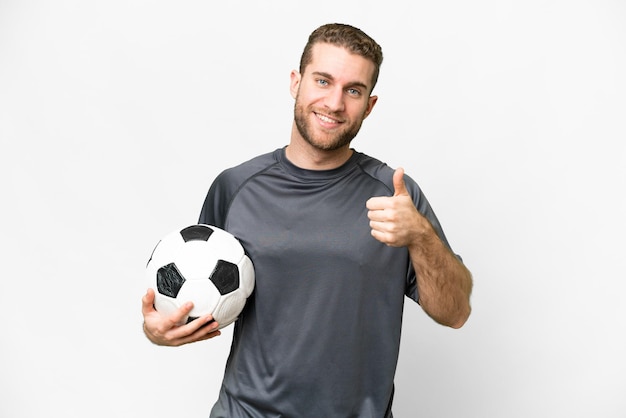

{"left": 216, "top": 149, "right": 280, "bottom": 187}
{"left": 353, "top": 151, "right": 422, "bottom": 197}
{"left": 354, "top": 151, "right": 394, "bottom": 179}
{"left": 199, "top": 149, "right": 281, "bottom": 227}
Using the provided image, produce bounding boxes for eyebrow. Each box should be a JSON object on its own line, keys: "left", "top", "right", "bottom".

{"left": 312, "top": 71, "right": 369, "bottom": 91}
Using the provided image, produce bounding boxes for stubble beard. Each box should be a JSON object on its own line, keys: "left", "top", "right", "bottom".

{"left": 293, "top": 99, "right": 364, "bottom": 152}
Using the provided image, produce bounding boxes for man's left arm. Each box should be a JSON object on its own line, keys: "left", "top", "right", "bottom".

{"left": 366, "top": 168, "right": 473, "bottom": 328}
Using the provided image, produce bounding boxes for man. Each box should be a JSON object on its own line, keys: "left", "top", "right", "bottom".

{"left": 142, "top": 23, "right": 472, "bottom": 417}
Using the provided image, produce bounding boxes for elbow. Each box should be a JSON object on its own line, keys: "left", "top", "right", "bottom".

{"left": 448, "top": 305, "right": 471, "bottom": 329}
{"left": 420, "top": 299, "right": 472, "bottom": 329}
{"left": 449, "top": 271, "right": 473, "bottom": 328}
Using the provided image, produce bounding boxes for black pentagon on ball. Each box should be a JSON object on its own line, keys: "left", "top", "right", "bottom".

{"left": 180, "top": 224, "right": 214, "bottom": 242}
{"left": 156, "top": 263, "right": 186, "bottom": 298}
{"left": 210, "top": 260, "right": 240, "bottom": 295}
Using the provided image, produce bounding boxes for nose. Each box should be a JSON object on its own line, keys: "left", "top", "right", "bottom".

{"left": 323, "top": 87, "right": 345, "bottom": 112}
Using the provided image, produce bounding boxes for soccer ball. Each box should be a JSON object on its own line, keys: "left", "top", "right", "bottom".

{"left": 146, "top": 224, "right": 255, "bottom": 329}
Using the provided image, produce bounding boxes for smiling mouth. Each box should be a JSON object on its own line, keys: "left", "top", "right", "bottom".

{"left": 314, "top": 112, "right": 342, "bottom": 125}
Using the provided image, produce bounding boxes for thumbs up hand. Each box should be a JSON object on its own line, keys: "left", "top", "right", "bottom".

{"left": 366, "top": 167, "right": 429, "bottom": 248}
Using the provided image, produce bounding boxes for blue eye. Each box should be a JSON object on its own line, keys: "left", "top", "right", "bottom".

{"left": 347, "top": 88, "right": 361, "bottom": 96}
{"left": 317, "top": 79, "right": 329, "bottom": 86}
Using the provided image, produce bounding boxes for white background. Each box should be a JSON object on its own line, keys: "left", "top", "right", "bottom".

{"left": 1, "top": 1, "right": 625, "bottom": 417}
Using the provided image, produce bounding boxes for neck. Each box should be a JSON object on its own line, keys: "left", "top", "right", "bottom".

{"left": 285, "top": 123, "right": 353, "bottom": 170}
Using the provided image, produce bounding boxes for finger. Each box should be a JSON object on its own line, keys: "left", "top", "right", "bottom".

{"left": 365, "top": 196, "right": 387, "bottom": 210}
{"left": 370, "top": 228, "right": 392, "bottom": 246}
{"left": 169, "top": 301, "right": 195, "bottom": 325}
{"left": 369, "top": 218, "right": 389, "bottom": 231}
{"left": 189, "top": 314, "right": 218, "bottom": 332}
{"left": 141, "top": 288, "right": 156, "bottom": 316}
{"left": 393, "top": 167, "right": 408, "bottom": 197}
{"left": 367, "top": 208, "right": 390, "bottom": 222}
{"left": 189, "top": 320, "right": 222, "bottom": 343}
{"left": 172, "top": 314, "right": 219, "bottom": 342}
{"left": 157, "top": 304, "right": 206, "bottom": 343}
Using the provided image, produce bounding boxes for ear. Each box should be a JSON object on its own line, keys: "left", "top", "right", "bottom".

{"left": 290, "top": 70, "right": 301, "bottom": 99}
{"left": 362, "top": 95, "right": 378, "bottom": 120}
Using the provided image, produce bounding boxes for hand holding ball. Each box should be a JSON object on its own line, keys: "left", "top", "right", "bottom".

{"left": 146, "top": 224, "right": 255, "bottom": 330}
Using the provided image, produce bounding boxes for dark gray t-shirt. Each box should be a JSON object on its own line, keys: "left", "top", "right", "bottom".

{"left": 200, "top": 148, "right": 455, "bottom": 418}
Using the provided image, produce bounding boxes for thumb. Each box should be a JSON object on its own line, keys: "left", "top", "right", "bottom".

{"left": 142, "top": 288, "right": 156, "bottom": 315}
{"left": 393, "top": 167, "right": 408, "bottom": 197}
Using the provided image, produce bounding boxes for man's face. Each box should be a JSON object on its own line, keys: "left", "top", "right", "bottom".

{"left": 290, "top": 43, "right": 378, "bottom": 152}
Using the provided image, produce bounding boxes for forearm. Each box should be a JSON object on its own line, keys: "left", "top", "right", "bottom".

{"left": 364, "top": 170, "right": 473, "bottom": 326}
{"left": 409, "top": 230, "right": 473, "bottom": 328}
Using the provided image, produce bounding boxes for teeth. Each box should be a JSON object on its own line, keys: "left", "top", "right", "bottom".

{"left": 317, "top": 113, "right": 337, "bottom": 123}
